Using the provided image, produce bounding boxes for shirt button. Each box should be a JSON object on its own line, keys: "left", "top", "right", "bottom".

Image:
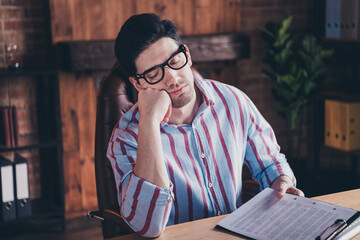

{"left": 217, "top": 211, "right": 221, "bottom": 216}
{"left": 208, "top": 182, "right": 213, "bottom": 188}
{"left": 201, "top": 153, "right": 205, "bottom": 158}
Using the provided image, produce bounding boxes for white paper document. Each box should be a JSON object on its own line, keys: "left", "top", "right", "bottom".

{"left": 217, "top": 188, "right": 360, "bottom": 240}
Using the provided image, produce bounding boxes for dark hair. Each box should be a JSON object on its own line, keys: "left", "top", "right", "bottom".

{"left": 114, "top": 13, "right": 181, "bottom": 77}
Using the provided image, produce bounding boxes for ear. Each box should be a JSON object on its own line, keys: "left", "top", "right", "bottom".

{"left": 184, "top": 44, "right": 192, "bottom": 67}
{"left": 129, "top": 77, "right": 143, "bottom": 92}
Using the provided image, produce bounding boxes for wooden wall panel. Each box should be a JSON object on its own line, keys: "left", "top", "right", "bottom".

{"left": 60, "top": 71, "right": 82, "bottom": 218}
{"left": 49, "top": 0, "right": 73, "bottom": 42}
{"left": 70, "top": 0, "right": 87, "bottom": 40}
{"left": 76, "top": 74, "right": 97, "bottom": 212}
{"left": 60, "top": 71, "right": 98, "bottom": 218}
{"left": 49, "top": 0, "right": 243, "bottom": 43}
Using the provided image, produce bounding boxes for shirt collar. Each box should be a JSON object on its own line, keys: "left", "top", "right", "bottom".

{"left": 193, "top": 72, "right": 215, "bottom": 106}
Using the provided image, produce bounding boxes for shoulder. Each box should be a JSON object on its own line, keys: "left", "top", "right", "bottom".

{"left": 110, "top": 105, "right": 140, "bottom": 144}
{"left": 117, "top": 104, "right": 140, "bottom": 128}
{"left": 197, "top": 78, "right": 248, "bottom": 105}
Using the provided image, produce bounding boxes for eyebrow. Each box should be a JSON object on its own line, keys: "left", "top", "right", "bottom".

{"left": 139, "top": 45, "right": 181, "bottom": 74}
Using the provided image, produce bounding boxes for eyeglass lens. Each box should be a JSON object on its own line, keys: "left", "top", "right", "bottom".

{"left": 144, "top": 51, "right": 187, "bottom": 83}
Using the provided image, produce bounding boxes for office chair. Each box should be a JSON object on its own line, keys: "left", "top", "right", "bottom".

{"left": 88, "top": 63, "right": 259, "bottom": 239}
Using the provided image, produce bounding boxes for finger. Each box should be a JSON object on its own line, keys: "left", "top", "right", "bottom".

{"left": 286, "top": 187, "right": 305, "bottom": 197}
{"left": 276, "top": 183, "right": 287, "bottom": 198}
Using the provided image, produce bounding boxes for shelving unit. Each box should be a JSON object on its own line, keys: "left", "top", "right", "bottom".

{"left": 0, "top": 68, "right": 65, "bottom": 232}
{"left": 308, "top": 1, "right": 360, "bottom": 197}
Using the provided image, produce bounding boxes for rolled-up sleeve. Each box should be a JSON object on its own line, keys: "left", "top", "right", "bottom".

{"left": 107, "top": 127, "right": 173, "bottom": 238}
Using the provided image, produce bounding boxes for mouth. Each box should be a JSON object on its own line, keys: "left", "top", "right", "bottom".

{"left": 168, "top": 85, "right": 187, "bottom": 96}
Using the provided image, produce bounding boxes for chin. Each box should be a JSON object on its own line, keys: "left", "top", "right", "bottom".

{"left": 171, "top": 93, "right": 193, "bottom": 108}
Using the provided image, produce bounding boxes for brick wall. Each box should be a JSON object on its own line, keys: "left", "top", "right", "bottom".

{"left": 0, "top": 0, "right": 51, "bottom": 199}
{"left": 0, "top": 0, "right": 49, "bottom": 68}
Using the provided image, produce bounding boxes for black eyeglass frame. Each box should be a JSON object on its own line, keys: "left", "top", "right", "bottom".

{"left": 134, "top": 44, "right": 188, "bottom": 85}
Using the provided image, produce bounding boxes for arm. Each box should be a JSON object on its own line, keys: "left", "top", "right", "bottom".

{"left": 134, "top": 88, "right": 171, "bottom": 188}
{"left": 107, "top": 88, "right": 173, "bottom": 238}
{"left": 243, "top": 94, "right": 303, "bottom": 196}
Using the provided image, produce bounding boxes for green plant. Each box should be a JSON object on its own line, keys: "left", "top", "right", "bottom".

{"left": 259, "top": 15, "right": 333, "bottom": 161}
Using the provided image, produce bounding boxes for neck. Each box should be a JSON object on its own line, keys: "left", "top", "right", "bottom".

{"left": 168, "top": 87, "right": 202, "bottom": 125}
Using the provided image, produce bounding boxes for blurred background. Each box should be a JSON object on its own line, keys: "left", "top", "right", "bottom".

{"left": 0, "top": 0, "right": 359, "bottom": 239}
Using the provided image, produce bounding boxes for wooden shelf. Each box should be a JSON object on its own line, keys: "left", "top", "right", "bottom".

{"left": 0, "top": 68, "right": 58, "bottom": 77}
{"left": 0, "top": 140, "right": 60, "bottom": 153}
{"left": 0, "top": 69, "right": 65, "bottom": 232}
{"left": 0, "top": 199, "right": 62, "bottom": 225}
{"left": 322, "top": 89, "right": 360, "bottom": 101}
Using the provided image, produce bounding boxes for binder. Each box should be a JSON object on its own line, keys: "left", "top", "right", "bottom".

{"left": 325, "top": 0, "right": 341, "bottom": 38}
{"left": 13, "top": 153, "right": 31, "bottom": 218}
{"left": 340, "top": 0, "right": 360, "bottom": 39}
{"left": 340, "top": 0, "right": 348, "bottom": 38}
{"left": 0, "top": 156, "right": 16, "bottom": 221}
{"left": 345, "top": 0, "right": 360, "bottom": 39}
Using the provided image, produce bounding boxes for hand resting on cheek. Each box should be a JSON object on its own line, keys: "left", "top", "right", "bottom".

{"left": 137, "top": 88, "right": 172, "bottom": 124}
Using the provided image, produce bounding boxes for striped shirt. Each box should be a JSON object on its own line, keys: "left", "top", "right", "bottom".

{"left": 107, "top": 75, "right": 296, "bottom": 238}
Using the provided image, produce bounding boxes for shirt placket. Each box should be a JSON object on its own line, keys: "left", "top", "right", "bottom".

{"left": 191, "top": 115, "right": 222, "bottom": 217}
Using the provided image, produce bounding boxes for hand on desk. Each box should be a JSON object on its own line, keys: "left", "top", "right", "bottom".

{"left": 270, "top": 175, "right": 305, "bottom": 198}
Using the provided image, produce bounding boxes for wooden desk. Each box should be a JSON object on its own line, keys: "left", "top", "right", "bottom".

{"left": 112, "top": 189, "right": 360, "bottom": 240}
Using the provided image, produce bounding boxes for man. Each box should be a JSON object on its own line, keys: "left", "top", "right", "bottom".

{"left": 107, "top": 13, "right": 304, "bottom": 238}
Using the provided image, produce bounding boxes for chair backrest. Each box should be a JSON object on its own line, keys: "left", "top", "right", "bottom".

{"left": 94, "top": 64, "right": 137, "bottom": 238}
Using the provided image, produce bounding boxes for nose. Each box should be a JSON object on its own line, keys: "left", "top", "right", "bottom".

{"left": 163, "top": 66, "right": 179, "bottom": 86}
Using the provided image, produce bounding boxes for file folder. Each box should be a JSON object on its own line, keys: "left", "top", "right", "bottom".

{"left": 13, "top": 153, "right": 31, "bottom": 218}
{"left": 325, "top": 0, "right": 341, "bottom": 38}
{"left": 0, "top": 156, "right": 16, "bottom": 221}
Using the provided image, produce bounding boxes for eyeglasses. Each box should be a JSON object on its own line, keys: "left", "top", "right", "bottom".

{"left": 135, "top": 44, "right": 188, "bottom": 85}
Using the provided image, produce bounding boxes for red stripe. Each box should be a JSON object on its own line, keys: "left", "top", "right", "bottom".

{"left": 193, "top": 75, "right": 211, "bottom": 105}
{"left": 249, "top": 114, "right": 283, "bottom": 175}
{"left": 212, "top": 83, "right": 237, "bottom": 144}
{"left": 125, "top": 177, "right": 144, "bottom": 222}
{"left": 119, "top": 107, "right": 139, "bottom": 141}
{"left": 247, "top": 137, "right": 271, "bottom": 186}
{"left": 124, "top": 128, "right": 138, "bottom": 141}
{"left": 131, "top": 107, "right": 139, "bottom": 123}
{"left": 118, "top": 140, "right": 135, "bottom": 164}
{"left": 226, "top": 86, "right": 245, "bottom": 146}
{"left": 210, "top": 103, "right": 236, "bottom": 191}
{"left": 110, "top": 141, "right": 124, "bottom": 177}
{"left": 178, "top": 126, "right": 209, "bottom": 218}
{"left": 165, "top": 158, "right": 179, "bottom": 223}
{"left": 200, "top": 115, "right": 231, "bottom": 213}
{"left": 158, "top": 198, "right": 172, "bottom": 236}
{"left": 109, "top": 118, "right": 121, "bottom": 141}
{"left": 259, "top": 134, "right": 284, "bottom": 175}
{"left": 193, "top": 129, "right": 219, "bottom": 214}
{"left": 269, "top": 129, "right": 280, "bottom": 151}
{"left": 138, "top": 188, "right": 161, "bottom": 236}
{"left": 162, "top": 129, "right": 194, "bottom": 221}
